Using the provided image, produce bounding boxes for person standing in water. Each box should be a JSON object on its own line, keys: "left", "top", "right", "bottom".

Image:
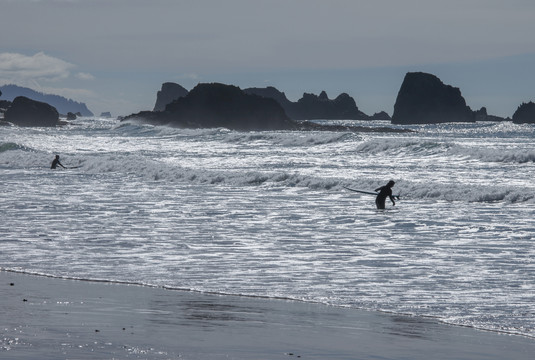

{"left": 50, "top": 154, "right": 66, "bottom": 169}
{"left": 374, "top": 180, "right": 396, "bottom": 209}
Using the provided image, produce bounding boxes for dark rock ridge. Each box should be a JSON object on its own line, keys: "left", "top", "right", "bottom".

{"left": 244, "top": 87, "right": 377, "bottom": 120}
{"left": 0, "top": 84, "right": 93, "bottom": 116}
{"left": 369, "top": 111, "right": 392, "bottom": 120}
{"left": 294, "top": 91, "right": 369, "bottom": 120}
{"left": 100, "top": 112, "right": 112, "bottom": 118}
{"left": 123, "top": 83, "right": 296, "bottom": 131}
{"left": 4, "top": 96, "right": 60, "bottom": 127}
{"left": 392, "top": 72, "right": 475, "bottom": 124}
{"left": 512, "top": 101, "right": 535, "bottom": 124}
{"left": 152, "top": 83, "right": 391, "bottom": 121}
{"left": 153, "top": 82, "right": 189, "bottom": 111}
{"left": 123, "top": 83, "right": 408, "bottom": 133}
{"left": 474, "top": 107, "right": 509, "bottom": 122}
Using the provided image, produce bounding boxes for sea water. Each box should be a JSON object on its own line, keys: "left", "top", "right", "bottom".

{"left": 1, "top": 118, "right": 534, "bottom": 338}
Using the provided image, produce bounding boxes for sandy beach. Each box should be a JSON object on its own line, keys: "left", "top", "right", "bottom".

{"left": 2, "top": 270, "right": 534, "bottom": 360}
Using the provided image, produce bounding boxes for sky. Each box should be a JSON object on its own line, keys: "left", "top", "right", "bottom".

{"left": 1, "top": 0, "right": 534, "bottom": 117}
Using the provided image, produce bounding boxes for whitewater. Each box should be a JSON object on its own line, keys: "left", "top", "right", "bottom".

{"left": 1, "top": 117, "right": 534, "bottom": 338}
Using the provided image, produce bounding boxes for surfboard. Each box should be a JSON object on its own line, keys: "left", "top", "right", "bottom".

{"left": 343, "top": 186, "right": 400, "bottom": 200}
{"left": 342, "top": 186, "right": 378, "bottom": 196}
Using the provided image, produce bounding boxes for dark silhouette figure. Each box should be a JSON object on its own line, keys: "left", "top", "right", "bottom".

{"left": 375, "top": 180, "right": 396, "bottom": 209}
{"left": 51, "top": 155, "right": 66, "bottom": 169}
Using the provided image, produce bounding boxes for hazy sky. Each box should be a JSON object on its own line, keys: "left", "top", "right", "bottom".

{"left": 1, "top": 0, "right": 534, "bottom": 117}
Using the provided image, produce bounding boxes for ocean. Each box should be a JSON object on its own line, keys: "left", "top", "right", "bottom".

{"left": 1, "top": 117, "right": 534, "bottom": 338}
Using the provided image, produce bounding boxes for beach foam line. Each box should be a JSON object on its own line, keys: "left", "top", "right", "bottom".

{"left": 3, "top": 270, "right": 535, "bottom": 360}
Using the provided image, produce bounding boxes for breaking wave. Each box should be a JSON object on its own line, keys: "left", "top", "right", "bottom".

{"left": 354, "top": 138, "right": 535, "bottom": 163}
{"left": 0, "top": 142, "right": 28, "bottom": 153}
{"left": 4, "top": 149, "right": 530, "bottom": 204}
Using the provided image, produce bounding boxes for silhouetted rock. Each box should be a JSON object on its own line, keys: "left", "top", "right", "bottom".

{"left": 4, "top": 96, "right": 60, "bottom": 127}
{"left": 66, "top": 112, "right": 77, "bottom": 120}
{"left": 368, "top": 111, "right": 391, "bottom": 120}
{"left": 392, "top": 72, "right": 475, "bottom": 124}
{"left": 474, "top": 107, "right": 488, "bottom": 121}
{"left": 124, "top": 83, "right": 296, "bottom": 131}
{"left": 153, "top": 82, "right": 189, "bottom": 111}
{"left": 244, "top": 86, "right": 294, "bottom": 111}
{"left": 512, "top": 101, "right": 535, "bottom": 124}
{"left": 294, "top": 91, "right": 369, "bottom": 120}
{"left": 244, "top": 87, "right": 370, "bottom": 120}
{"left": 100, "top": 112, "right": 112, "bottom": 118}
{"left": 474, "top": 107, "right": 508, "bottom": 122}
{"left": 0, "top": 84, "right": 93, "bottom": 116}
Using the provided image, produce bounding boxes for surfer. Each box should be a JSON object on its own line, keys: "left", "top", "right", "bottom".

{"left": 374, "top": 180, "right": 396, "bottom": 209}
{"left": 50, "top": 154, "right": 66, "bottom": 169}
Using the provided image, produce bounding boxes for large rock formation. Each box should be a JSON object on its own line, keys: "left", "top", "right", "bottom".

{"left": 124, "top": 83, "right": 296, "bottom": 131}
{"left": 392, "top": 72, "right": 475, "bottom": 124}
{"left": 153, "top": 82, "right": 189, "bottom": 111}
{"left": 4, "top": 96, "right": 60, "bottom": 127}
{"left": 512, "top": 102, "right": 535, "bottom": 124}
{"left": 244, "top": 87, "right": 371, "bottom": 120}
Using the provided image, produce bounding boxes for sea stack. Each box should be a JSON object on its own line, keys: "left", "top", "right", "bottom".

{"left": 512, "top": 101, "right": 535, "bottom": 124}
{"left": 153, "top": 82, "right": 189, "bottom": 111}
{"left": 4, "top": 96, "right": 60, "bottom": 127}
{"left": 391, "top": 72, "right": 475, "bottom": 124}
{"left": 124, "top": 83, "right": 296, "bottom": 131}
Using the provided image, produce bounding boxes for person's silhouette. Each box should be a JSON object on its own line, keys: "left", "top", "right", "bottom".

{"left": 374, "top": 180, "right": 396, "bottom": 209}
{"left": 51, "top": 155, "right": 66, "bottom": 169}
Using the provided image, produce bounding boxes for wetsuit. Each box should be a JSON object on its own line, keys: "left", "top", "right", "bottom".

{"left": 374, "top": 186, "right": 394, "bottom": 209}
{"left": 51, "top": 157, "right": 65, "bottom": 169}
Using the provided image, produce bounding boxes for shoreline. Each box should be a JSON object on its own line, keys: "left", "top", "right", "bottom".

{"left": 3, "top": 270, "right": 535, "bottom": 360}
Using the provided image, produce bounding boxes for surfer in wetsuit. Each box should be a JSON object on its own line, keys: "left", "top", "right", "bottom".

{"left": 374, "top": 180, "right": 396, "bottom": 209}
{"left": 50, "top": 154, "right": 66, "bottom": 169}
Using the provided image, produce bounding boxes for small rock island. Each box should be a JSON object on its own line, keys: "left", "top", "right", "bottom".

{"left": 512, "top": 102, "right": 535, "bottom": 124}
{"left": 4, "top": 96, "right": 60, "bottom": 127}
{"left": 123, "top": 83, "right": 296, "bottom": 131}
{"left": 392, "top": 72, "right": 475, "bottom": 124}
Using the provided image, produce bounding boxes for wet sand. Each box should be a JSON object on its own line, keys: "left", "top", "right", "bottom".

{"left": 2, "top": 270, "right": 534, "bottom": 359}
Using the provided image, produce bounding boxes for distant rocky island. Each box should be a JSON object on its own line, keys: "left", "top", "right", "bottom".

{"left": 243, "top": 87, "right": 389, "bottom": 120}
{"left": 3, "top": 96, "right": 61, "bottom": 127}
{"left": 0, "top": 84, "right": 93, "bottom": 117}
{"left": 512, "top": 102, "right": 535, "bottom": 124}
{"left": 128, "top": 83, "right": 294, "bottom": 131}
{"left": 391, "top": 72, "right": 513, "bottom": 124}
{"left": 126, "top": 83, "right": 410, "bottom": 132}
{"left": 148, "top": 74, "right": 530, "bottom": 129}
{"left": 2, "top": 71, "right": 534, "bottom": 128}
{"left": 152, "top": 82, "right": 391, "bottom": 121}
{"left": 392, "top": 72, "right": 475, "bottom": 124}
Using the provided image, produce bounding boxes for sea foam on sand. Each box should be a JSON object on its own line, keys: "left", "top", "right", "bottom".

{"left": 2, "top": 271, "right": 534, "bottom": 360}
